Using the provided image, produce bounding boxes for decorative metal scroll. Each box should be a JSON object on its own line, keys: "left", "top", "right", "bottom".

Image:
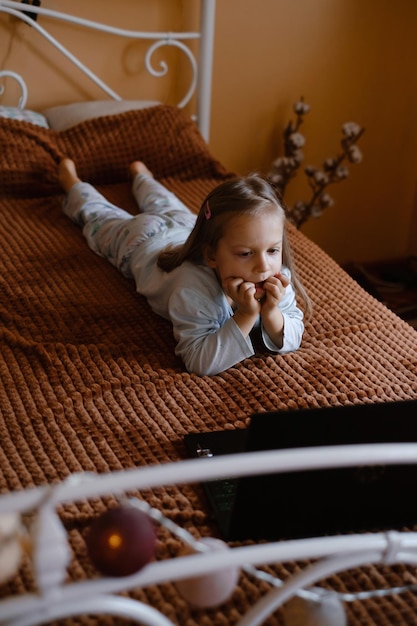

{"left": 0, "top": 0, "right": 215, "bottom": 139}
{"left": 0, "top": 69, "right": 28, "bottom": 108}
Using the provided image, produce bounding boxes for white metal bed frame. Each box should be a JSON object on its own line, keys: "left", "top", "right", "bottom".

{"left": 1, "top": 3, "right": 417, "bottom": 624}
{"left": 0, "top": 0, "right": 215, "bottom": 141}
{"left": 2, "top": 445, "right": 417, "bottom": 625}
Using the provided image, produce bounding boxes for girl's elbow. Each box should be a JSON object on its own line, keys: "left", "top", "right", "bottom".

{"left": 185, "top": 359, "right": 223, "bottom": 376}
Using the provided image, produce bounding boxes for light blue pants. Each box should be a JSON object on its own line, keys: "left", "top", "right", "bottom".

{"left": 63, "top": 174, "right": 196, "bottom": 278}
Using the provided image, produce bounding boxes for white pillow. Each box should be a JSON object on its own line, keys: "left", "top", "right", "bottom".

{"left": 0, "top": 106, "right": 49, "bottom": 128}
{"left": 43, "top": 100, "right": 159, "bottom": 131}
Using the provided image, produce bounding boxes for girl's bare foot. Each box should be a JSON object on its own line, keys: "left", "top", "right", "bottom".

{"left": 58, "top": 158, "right": 81, "bottom": 192}
{"left": 129, "top": 161, "right": 153, "bottom": 179}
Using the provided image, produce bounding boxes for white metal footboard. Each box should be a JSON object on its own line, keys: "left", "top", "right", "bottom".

{"left": 1, "top": 444, "right": 417, "bottom": 626}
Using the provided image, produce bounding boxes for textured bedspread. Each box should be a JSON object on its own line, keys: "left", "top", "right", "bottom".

{"left": 1, "top": 106, "right": 417, "bottom": 625}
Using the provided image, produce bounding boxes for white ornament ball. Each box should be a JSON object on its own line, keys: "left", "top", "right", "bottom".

{"left": 175, "top": 537, "right": 239, "bottom": 608}
{"left": 0, "top": 513, "right": 23, "bottom": 584}
{"left": 283, "top": 594, "right": 346, "bottom": 626}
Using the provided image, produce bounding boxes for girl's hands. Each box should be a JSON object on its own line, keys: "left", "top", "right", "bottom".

{"left": 222, "top": 277, "right": 260, "bottom": 338}
{"left": 222, "top": 273, "right": 289, "bottom": 341}
{"left": 223, "top": 277, "right": 260, "bottom": 316}
{"left": 259, "top": 273, "right": 289, "bottom": 348}
{"left": 260, "top": 273, "right": 290, "bottom": 313}
{"left": 223, "top": 274, "right": 289, "bottom": 311}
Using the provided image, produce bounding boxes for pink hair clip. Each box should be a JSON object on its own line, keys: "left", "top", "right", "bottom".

{"left": 204, "top": 201, "right": 211, "bottom": 220}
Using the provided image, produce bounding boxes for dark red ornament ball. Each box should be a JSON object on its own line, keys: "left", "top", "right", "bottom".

{"left": 86, "top": 506, "right": 156, "bottom": 577}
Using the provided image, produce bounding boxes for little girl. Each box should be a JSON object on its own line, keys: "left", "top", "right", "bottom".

{"left": 58, "top": 159, "right": 311, "bottom": 376}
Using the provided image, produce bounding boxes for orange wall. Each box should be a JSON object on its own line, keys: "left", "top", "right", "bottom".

{"left": 1, "top": 0, "right": 417, "bottom": 265}
{"left": 210, "top": 0, "right": 417, "bottom": 265}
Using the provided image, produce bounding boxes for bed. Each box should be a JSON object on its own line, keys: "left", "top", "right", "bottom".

{"left": 1, "top": 2, "right": 417, "bottom": 625}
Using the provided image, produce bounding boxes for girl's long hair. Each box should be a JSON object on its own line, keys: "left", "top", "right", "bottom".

{"left": 157, "top": 174, "right": 312, "bottom": 316}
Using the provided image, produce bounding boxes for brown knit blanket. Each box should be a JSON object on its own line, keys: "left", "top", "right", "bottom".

{"left": 1, "top": 106, "right": 417, "bottom": 625}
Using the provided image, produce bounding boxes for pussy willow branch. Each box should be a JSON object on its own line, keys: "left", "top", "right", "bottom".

{"left": 296, "top": 126, "right": 366, "bottom": 229}
{"left": 268, "top": 99, "right": 364, "bottom": 229}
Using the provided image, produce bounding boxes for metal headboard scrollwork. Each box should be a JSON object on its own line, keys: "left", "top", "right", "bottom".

{"left": 0, "top": 0, "right": 215, "bottom": 140}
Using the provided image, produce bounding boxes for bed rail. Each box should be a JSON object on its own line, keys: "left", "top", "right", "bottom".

{"left": 2, "top": 443, "right": 417, "bottom": 626}
{"left": 0, "top": 0, "right": 215, "bottom": 140}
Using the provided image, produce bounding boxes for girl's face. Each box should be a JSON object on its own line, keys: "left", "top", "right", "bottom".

{"left": 204, "top": 209, "right": 284, "bottom": 296}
